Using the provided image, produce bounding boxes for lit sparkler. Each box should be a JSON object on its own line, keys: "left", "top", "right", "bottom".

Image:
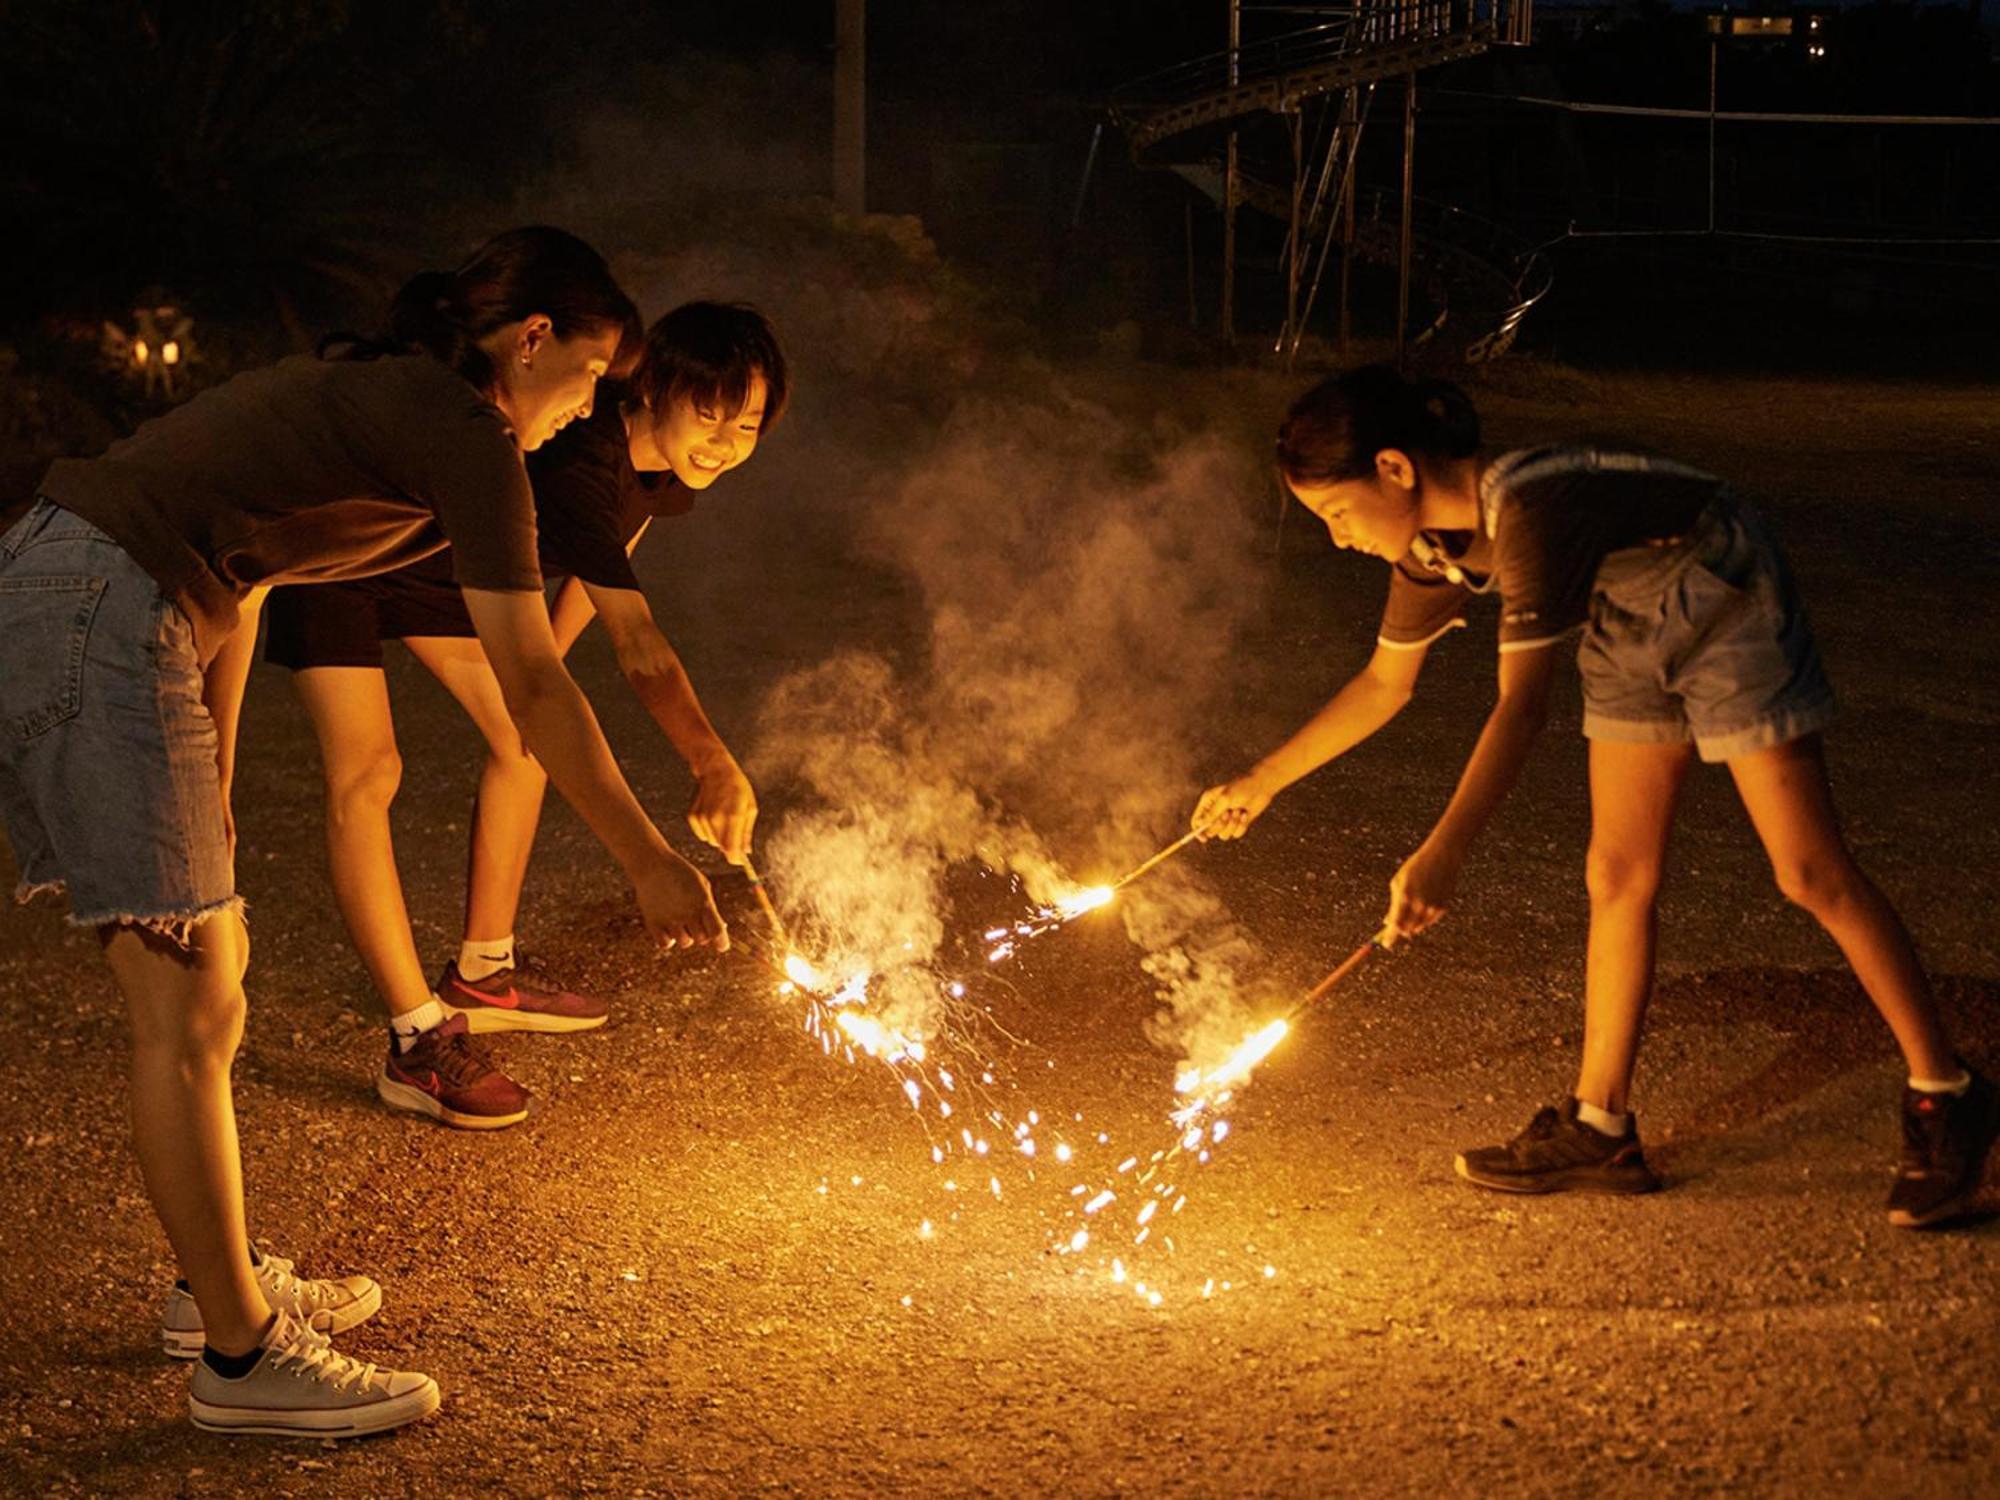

{"left": 985, "top": 823, "right": 1214, "bottom": 961}
{"left": 742, "top": 854, "right": 792, "bottom": 951}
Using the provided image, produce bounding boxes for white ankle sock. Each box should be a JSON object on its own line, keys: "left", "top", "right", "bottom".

{"left": 459, "top": 936, "right": 515, "bottom": 983}
{"left": 1909, "top": 1070, "right": 1971, "bottom": 1096}
{"left": 1575, "top": 1099, "right": 1631, "bottom": 1138}
{"left": 391, "top": 997, "right": 448, "bottom": 1053}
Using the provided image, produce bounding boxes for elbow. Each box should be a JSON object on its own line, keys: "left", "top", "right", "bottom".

{"left": 498, "top": 658, "right": 573, "bottom": 729}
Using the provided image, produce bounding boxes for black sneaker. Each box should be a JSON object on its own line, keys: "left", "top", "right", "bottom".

{"left": 1455, "top": 1098, "right": 1663, "bottom": 1195}
{"left": 1887, "top": 1066, "right": 1999, "bottom": 1229}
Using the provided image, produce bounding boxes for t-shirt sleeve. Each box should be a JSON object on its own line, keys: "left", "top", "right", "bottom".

{"left": 1492, "top": 485, "right": 1598, "bottom": 650}
{"left": 526, "top": 416, "right": 642, "bottom": 592}
{"left": 424, "top": 406, "right": 543, "bottom": 594}
{"left": 1378, "top": 558, "right": 1472, "bottom": 648}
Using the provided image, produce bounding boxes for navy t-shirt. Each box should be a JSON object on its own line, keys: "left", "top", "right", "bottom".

{"left": 1377, "top": 448, "right": 1724, "bottom": 652}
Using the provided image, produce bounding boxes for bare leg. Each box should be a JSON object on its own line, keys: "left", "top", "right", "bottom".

{"left": 406, "top": 637, "right": 549, "bottom": 947}
{"left": 292, "top": 668, "right": 433, "bottom": 1018}
{"left": 1576, "top": 739, "right": 1695, "bottom": 1114}
{"left": 1728, "top": 735, "right": 1955, "bottom": 1080}
{"left": 103, "top": 914, "right": 269, "bottom": 1356}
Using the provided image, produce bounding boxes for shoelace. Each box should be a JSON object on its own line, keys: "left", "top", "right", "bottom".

{"left": 1517, "top": 1106, "right": 1564, "bottom": 1145}
{"left": 435, "top": 1028, "right": 504, "bottom": 1087}
{"left": 268, "top": 1321, "right": 381, "bottom": 1395}
{"left": 512, "top": 948, "right": 568, "bottom": 990}
{"left": 258, "top": 1252, "right": 341, "bottom": 1314}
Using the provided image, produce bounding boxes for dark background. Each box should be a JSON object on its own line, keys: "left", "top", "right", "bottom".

{"left": 5, "top": 0, "right": 1995, "bottom": 376}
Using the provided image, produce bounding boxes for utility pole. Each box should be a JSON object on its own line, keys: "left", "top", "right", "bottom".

{"left": 1221, "top": 0, "right": 1241, "bottom": 339}
{"left": 1396, "top": 73, "right": 1415, "bottom": 364}
{"left": 834, "top": 0, "right": 866, "bottom": 215}
{"left": 1706, "top": 32, "right": 1718, "bottom": 233}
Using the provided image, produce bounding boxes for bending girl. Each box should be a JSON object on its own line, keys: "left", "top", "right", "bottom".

{"left": 263, "top": 303, "right": 786, "bottom": 1127}
{"left": 1195, "top": 364, "right": 1994, "bottom": 1227}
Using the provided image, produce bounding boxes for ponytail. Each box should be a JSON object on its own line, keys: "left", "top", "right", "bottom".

{"left": 326, "top": 227, "right": 641, "bottom": 395}
{"left": 1276, "top": 363, "right": 1480, "bottom": 486}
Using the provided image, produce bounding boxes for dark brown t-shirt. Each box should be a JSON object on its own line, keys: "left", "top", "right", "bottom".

{"left": 39, "top": 353, "right": 542, "bottom": 660}
{"left": 1377, "top": 447, "right": 1724, "bottom": 652}
{"left": 524, "top": 394, "right": 693, "bottom": 592}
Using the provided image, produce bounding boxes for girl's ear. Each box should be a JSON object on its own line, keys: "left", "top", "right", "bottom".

{"left": 1375, "top": 447, "right": 1419, "bottom": 492}
{"left": 518, "top": 314, "right": 555, "bottom": 358}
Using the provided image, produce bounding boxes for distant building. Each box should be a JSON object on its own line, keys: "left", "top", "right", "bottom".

{"left": 1699, "top": 6, "right": 1832, "bottom": 60}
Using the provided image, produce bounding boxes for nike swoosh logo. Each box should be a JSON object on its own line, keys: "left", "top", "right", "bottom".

{"left": 452, "top": 977, "right": 520, "bottom": 1009}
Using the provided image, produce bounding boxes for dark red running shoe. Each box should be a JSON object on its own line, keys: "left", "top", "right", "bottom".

{"left": 376, "top": 1015, "right": 531, "bottom": 1130}
{"left": 437, "top": 953, "right": 609, "bottom": 1035}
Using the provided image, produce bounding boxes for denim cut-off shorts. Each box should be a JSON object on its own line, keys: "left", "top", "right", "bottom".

{"left": 1578, "top": 499, "right": 1836, "bottom": 763}
{"left": 0, "top": 498, "right": 238, "bottom": 938}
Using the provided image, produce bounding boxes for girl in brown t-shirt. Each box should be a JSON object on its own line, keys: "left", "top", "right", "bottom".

{"left": 1193, "top": 364, "right": 1992, "bottom": 1231}
{"left": 0, "top": 228, "right": 728, "bottom": 1438}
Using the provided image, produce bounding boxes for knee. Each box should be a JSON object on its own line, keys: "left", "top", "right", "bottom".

{"left": 135, "top": 975, "right": 246, "bottom": 1068}
{"left": 484, "top": 737, "right": 542, "bottom": 788}
{"left": 1586, "top": 843, "right": 1664, "bottom": 909}
{"left": 325, "top": 743, "right": 402, "bottom": 821}
{"left": 1771, "top": 853, "right": 1862, "bottom": 918}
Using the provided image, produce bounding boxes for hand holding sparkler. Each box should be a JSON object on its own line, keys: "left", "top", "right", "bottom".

{"left": 688, "top": 756, "right": 759, "bottom": 866}
{"left": 1191, "top": 770, "right": 1279, "bottom": 841}
{"left": 1383, "top": 837, "right": 1463, "bottom": 948}
{"left": 634, "top": 852, "right": 730, "bottom": 952}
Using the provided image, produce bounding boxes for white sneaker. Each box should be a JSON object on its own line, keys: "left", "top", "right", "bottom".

{"left": 188, "top": 1310, "right": 440, "bottom": 1438}
{"left": 162, "top": 1250, "right": 381, "bottom": 1358}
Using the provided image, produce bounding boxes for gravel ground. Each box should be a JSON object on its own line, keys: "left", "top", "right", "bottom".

{"left": 1, "top": 366, "right": 1995, "bottom": 1498}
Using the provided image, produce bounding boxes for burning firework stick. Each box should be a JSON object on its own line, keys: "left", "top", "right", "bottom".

{"left": 740, "top": 853, "right": 792, "bottom": 951}
{"left": 1298, "top": 934, "right": 1387, "bottom": 1010}
{"left": 1106, "top": 821, "right": 1215, "bottom": 896}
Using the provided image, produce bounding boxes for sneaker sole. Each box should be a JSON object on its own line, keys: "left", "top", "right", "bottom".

{"left": 1887, "top": 1192, "right": 1979, "bottom": 1230}
{"left": 1455, "top": 1153, "right": 1663, "bottom": 1195}
{"left": 446, "top": 1004, "right": 609, "bottom": 1036}
{"left": 163, "top": 1282, "right": 385, "bottom": 1360}
{"left": 190, "top": 1377, "right": 441, "bottom": 1438}
{"left": 376, "top": 1074, "right": 529, "bottom": 1130}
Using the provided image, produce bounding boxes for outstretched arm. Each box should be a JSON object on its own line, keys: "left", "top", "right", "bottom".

{"left": 1383, "top": 641, "right": 1558, "bottom": 943}
{"left": 583, "top": 579, "right": 757, "bottom": 864}
{"left": 1194, "top": 640, "right": 1429, "bottom": 838}
{"left": 460, "top": 586, "right": 727, "bottom": 950}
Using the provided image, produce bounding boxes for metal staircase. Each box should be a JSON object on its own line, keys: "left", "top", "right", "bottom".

{"left": 1110, "top": 1, "right": 1543, "bottom": 361}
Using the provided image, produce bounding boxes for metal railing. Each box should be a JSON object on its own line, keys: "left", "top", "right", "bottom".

{"left": 1114, "top": 0, "right": 1525, "bottom": 149}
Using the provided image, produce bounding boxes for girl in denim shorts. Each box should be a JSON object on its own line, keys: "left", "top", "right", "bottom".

{"left": 0, "top": 229, "right": 729, "bottom": 1438}
{"left": 1195, "top": 364, "right": 1994, "bottom": 1228}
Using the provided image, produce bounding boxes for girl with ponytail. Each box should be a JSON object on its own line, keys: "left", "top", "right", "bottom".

{"left": 1194, "top": 363, "right": 1991, "bottom": 1226}
{"left": 0, "top": 227, "right": 723, "bottom": 1438}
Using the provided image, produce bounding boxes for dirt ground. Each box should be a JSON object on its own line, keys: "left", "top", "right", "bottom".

{"left": 1, "top": 364, "right": 1996, "bottom": 1498}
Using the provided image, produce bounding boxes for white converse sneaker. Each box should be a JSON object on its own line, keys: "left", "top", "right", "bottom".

{"left": 188, "top": 1310, "right": 440, "bottom": 1438}
{"left": 162, "top": 1250, "right": 382, "bottom": 1358}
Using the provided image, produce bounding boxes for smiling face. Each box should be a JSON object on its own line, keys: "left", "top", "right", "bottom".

{"left": 634, "top": 372, "right": 770, "bottom": 488}
{"left": 1286, "top": 449, "right": 1424, "bottom": 560}
{"left": 498, "top": 318, "right": 624, "bottom": 451}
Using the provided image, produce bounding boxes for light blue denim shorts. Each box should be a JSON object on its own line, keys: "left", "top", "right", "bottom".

{"left": 0, "top": 498, "right": 238, "bottom": 936}
{"left": 1578, "top": 499, "right": 1836, "bottom": 763}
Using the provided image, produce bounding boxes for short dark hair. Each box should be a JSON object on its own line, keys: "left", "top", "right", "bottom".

{"left": 626, "top": 302, "right": 789, "bottom": 432}
{"left": 1276, "top": 363, "right": 1479, "bottom": 486}
{"left": 363, "top": 226, "right": 642, "bottom": 394}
